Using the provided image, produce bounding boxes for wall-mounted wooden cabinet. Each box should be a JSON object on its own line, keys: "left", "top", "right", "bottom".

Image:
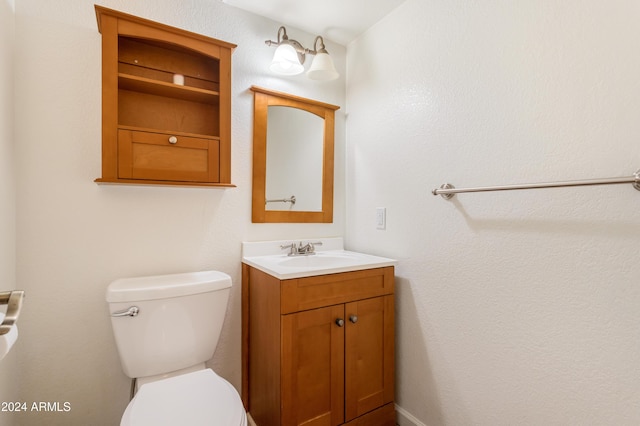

{"left": 95, "top": 6, "right": 235, "bottom": 187}
{"left": 242, "top": 265, "right": 396, "bottom": 426}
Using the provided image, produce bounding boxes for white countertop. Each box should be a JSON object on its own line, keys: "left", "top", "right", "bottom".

{"left": 242, "top": 237, "right": 396, "bottom": 279}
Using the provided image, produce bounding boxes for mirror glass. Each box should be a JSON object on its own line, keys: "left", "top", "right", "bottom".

{"left": 251, "top": 86, "right": 340, "bottom": 223}
{"left": 266, "top": 106, "right": 324, "bottom": 212}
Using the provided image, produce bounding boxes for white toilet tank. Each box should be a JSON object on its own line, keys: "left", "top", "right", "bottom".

{"left": 106, "top": 271, "right": 232, "bottom": 380}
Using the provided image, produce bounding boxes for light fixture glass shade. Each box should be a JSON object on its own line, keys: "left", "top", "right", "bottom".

{"left": 306, "top": 52, "right": 339, "bottom": 81}
{"left": 269, "top": 44, "right": 304, "bottom": 75}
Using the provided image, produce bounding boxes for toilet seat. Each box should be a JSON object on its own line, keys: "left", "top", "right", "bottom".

{"left": 121, "top": 369, "right": 247, "bottom": 426}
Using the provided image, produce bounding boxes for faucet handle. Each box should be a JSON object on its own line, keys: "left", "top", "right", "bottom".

{"left": 280, "top": 243, "right": 296, "bottom": 255}
{"left": 308, "top": 241, "right": 323, "bottom": 253}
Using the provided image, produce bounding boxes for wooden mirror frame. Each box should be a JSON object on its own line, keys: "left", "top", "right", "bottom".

{"left": 251, "top": 86, "right": 340, "bottom": 223}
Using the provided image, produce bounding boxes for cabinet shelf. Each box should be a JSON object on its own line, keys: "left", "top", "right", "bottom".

{"left": 117, "top": 125, "right": 220, "bottom": 141}
{"left": 95, "top": 178, "right": 236, "bottom": 187}
{"left": 118, "top": 73, "right": 220, "bottom": 104}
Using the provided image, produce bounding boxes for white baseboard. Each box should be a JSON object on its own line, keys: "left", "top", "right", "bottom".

{"left": 396, "top": 404, "right": 427, "bottom": 426}
{"left": 247, "top": 412, "right": 256, "bottom": 426}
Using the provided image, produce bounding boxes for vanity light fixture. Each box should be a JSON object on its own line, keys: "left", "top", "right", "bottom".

{"left": 265, "top": 26, "right": 339, "bottom": 81}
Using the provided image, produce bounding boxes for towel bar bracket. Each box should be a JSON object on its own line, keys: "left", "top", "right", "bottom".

{"left": 436, "top": 183, "right": 456, "bottom": 200}
{"left": 0, "top": 290, "right": 25, "bottom": 336}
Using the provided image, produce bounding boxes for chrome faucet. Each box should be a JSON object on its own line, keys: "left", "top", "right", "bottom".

{"left": 280, "top": 241, "right": 323, "bottom": 256}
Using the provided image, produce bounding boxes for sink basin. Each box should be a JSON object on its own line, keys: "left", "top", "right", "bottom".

{"left": 242, "top": 248, "right": 396, "bottom": 279}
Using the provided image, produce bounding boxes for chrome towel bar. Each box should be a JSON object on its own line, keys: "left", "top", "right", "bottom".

{"left": 265, "top": 195, "right": 296, "bottom": 205}
{"left": 433, "top": 169, "right": 640, "bottom": 199}
{"left": 0, "top": 291, "right": 25, "bottom": 336}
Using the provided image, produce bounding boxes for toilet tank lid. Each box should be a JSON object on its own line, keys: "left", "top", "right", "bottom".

{"left": 106, "top": 270, "right": 232, "bottom": 303}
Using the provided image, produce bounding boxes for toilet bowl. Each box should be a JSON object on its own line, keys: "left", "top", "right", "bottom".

{"left": 106, "top": 271, "right": 246, "bottom": 426}
{"left": 121, "top": 369, "right": 246, "bottom": 426}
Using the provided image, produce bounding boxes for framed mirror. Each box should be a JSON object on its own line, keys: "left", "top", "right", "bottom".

{"left": 250, "top": 86, "right": 340, "bottom": 223}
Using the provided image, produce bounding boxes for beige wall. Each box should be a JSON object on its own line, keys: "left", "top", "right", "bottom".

{"left": 10, "top": 0, "right": 345, "bottom": 424}
{"left": 0, "top": 0, "right": 17, "bottom": 424}
{"left": 346, "top": 1, "right": 640, "bottom": 425}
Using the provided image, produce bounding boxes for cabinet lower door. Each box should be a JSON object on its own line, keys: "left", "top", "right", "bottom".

{"left": 282, "top": 305, "right": 345, "bottom": 426}
{"left": 345, "top": 296, "right": 395, "bottom": 422}
{"left": 117, "top": 129, "right": 219, "bottom": 182}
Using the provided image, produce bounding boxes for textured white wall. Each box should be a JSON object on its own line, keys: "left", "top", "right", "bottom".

{"left": 11, "top": 0, "right": 345, "bottom": 424}
{"left": 346, "top": 1, "right": 640, "bottom": 425}
{"left": 0, "top": 0, "right": 17, "bottom": 424}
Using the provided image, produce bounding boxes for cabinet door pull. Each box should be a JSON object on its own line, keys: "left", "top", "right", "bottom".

{"left": 335, "top": 318, "right": 345, "bottom": 327}
{"left": 349, "top": 315, "right": 358, "bottom": 324}
{"left": 168, "top": 136, "right": 178, "bottom": 144}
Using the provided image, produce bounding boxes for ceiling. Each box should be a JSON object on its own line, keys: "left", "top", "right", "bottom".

{"left": 221, "top": 0, "right": 407, "bottom": 46}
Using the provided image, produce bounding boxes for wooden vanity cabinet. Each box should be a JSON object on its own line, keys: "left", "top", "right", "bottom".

{"left": 242, "top": 265, "right": 396, "bottom": 426}
{"left": 95, "top": 6, "right": 235, "bottom": 187}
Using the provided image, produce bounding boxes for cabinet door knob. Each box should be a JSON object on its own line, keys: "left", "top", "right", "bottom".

{"left": 349, "top": 315, "right": 358, "bottom": 324}
{"left": 335, "top": 318, "right": 345, "bottom": 327}
{"left": 168, "top": 136, "right": 178, "bottom": 144}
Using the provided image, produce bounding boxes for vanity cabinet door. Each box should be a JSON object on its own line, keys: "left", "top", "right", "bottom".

{"left": 282, "top": 305, "right": 345, "bottom": 426}
{"left": 242, "top": 265, "right": 396, "bottom": 426}
{"left": 344, "top": 296, "right": 395, "bottom": 422}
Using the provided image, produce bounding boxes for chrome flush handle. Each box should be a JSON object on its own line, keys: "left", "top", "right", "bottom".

{"left": 111, "top": 306, "right": 140, "bottom": 317}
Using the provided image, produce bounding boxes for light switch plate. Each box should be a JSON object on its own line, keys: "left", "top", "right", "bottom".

{"left": 376, "top": 207, "right": 386, "bottom": 230}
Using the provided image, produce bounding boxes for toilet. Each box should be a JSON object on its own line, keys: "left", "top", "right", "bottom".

{"left": 106, "top": 270, "right": 247, "bottom": 426}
